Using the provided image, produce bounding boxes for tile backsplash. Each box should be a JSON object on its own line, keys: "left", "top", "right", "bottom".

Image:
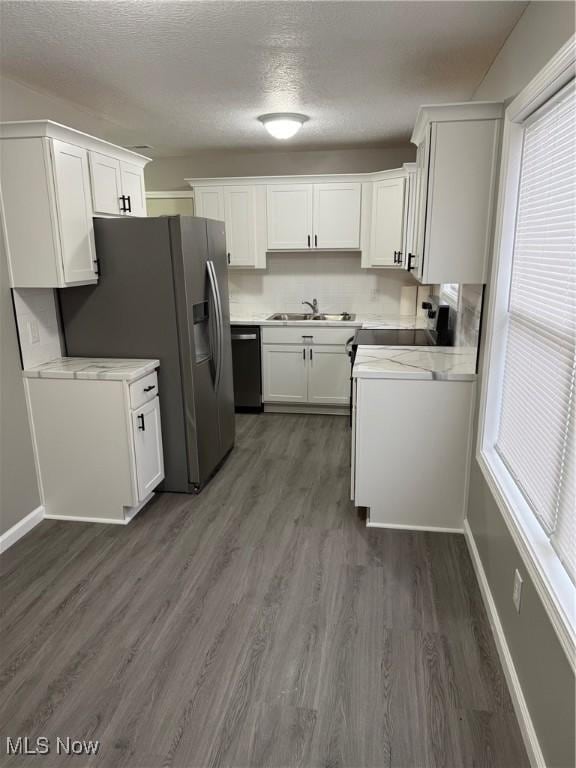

{"left": 439, "top": 283, "right": 483, "bottom": 347}
{"left": 13, "top": 288, "right": 63, "bottom": 369}
{"left": 228, "top": 252, "right": 420, "bottom": 318}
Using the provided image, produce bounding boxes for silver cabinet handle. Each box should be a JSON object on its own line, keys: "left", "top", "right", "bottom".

{"left": 309, "top": 348, "right": 313, "bottom": 361}
{"left": 231, "top": 333, "right": 257, "bottom": 341}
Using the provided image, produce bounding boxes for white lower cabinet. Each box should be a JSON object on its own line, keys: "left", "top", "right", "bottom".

{"left": 132, "top": 397, "right": 164, "bottom": 499}
{"left": 24, "top": 361, "right": 164, "bottom": 524}
{"left": 352, "top": 377, "right": 474, "bottom": 530}
{"left": 307, "top": 345, "right": 351, "bottom": 405}
{"left": 262, "top": 326, "right": 352, "bottom": 408}
{"left": 262, "top": 345, "right": 308, "bottom": 403}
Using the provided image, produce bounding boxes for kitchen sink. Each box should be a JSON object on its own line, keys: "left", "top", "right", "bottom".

{"left": 267, "top": 312, "right": 356, "bottom": 322}
{"left": 267, "top": 312, "right": 315, "bottom": 321}
{"left": 313, "top": 313, "right": 356, "bottom": 321}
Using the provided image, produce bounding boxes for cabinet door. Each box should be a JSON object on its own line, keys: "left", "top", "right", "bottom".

{"left": 51, "top": 139, "right": 97, "bottom": 284}
{"left": 267, "top": 184, "right": 313, "bottom": 250}
{"left": 262, "top": 345, "right": 308, "bottom": 402}
{"left": 132, "top": 397, "right": 164, "bottom": 501}
{"left": 313, "top": 183, "right": 361, "bottom": 249}
{"left": 224, "top": 185, "right": 257, "bottom": 267}
{"left": 120, "top": 161, "right": 146, "bottom": 216}
{"left": 307, "top": 345, "right": 351, "bottom": 405}
{"left": 423, "top": 120, "right": 500, "bottom": 284}
{"left": 412, "top": 133, "right": 430, "bottom": 281}
{"left": 403, "top": 169, "right": 417, "bottom": 270}
{"left": 89, "top": 151, "right": 122, "bottom": 215}
{"left": 369, "top": 177, "right": 406, "bottom": 267}
{"left": 194, "top": 186, "right": 224, "bottom": 220}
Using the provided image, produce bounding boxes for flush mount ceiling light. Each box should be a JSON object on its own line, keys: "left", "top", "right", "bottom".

{"left": 258, "top": 113, "right": 309, "bottom": 140}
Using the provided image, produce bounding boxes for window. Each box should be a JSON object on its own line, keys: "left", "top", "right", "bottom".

{"left": 496, "top": 82, "right": 575, "bottom": 584}
{"left": 479, "top": 38, "right": 576, "bottom": 663}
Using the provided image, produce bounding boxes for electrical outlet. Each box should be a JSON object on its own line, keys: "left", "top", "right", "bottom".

{"left": 513, "top": 569, "right": 523, "bottom": 613}
{"left": 27, "top": 318, "right": 40, "bottom": 345}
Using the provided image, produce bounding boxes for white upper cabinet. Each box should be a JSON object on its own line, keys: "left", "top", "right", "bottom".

{"left": 266, "top": 183, "right": 313, "bottom": 250}
{"left": 51, "top": 140, "right": 98, "bottom": 284}
{"left": 0, "top": 121, "right": 150, "bottom": 288}
{"left": 192, "top": 183, "right": 266, "bottom": 268}
{"left": 194, "top": 186, "right": 224, "bottom": 221}
{"left": 88, "top": 153, "right": 147, "bottom": 216}
{"left": 368, "top": 176, "right": 406, "bottom": 267}
{"left": 409, "top": 102, "right": 503, "bottom": 284}
{"left": 402, "top": 163, "right": 417, "bottom": 272}
{"left": 89, "top": 151, "right": 122, "bottom": 215}
{"left": 267, "top": 182, "right": 361, "bottom": 250}
{"left": 313, "top": 183, "right": 361, "bottom": 249}
{"left": 224, "top": 186, "right": 258, "bottom": 267}
{"left": 187, "top": 107, "right": 502, "bottom": 281}
{"left": 119, "top": 160, "right": 147, "bottom": 216}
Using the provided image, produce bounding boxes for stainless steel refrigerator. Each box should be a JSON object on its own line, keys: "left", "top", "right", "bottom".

{"left": 59, "top": 216, "right": 235, "bottom": 493}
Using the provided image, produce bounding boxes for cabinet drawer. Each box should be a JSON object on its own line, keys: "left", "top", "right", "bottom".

{"left": 261, "top": 326, "right": 356, "bottom": 346}
{"left": 129, "top": 371, "right": 158, "bottom": 410}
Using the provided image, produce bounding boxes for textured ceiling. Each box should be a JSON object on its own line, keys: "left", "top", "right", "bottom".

{"left": 0, "top": 1, "right": 527, "bottom": 156}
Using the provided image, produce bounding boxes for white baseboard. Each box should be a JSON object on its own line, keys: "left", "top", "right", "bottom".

{"left": 366, "top": 520, "right": 463, "bottom": 534}
{"left": 264, "top": 404, "right": 348, "bottom": 416}
{"left": 44, "top": 513, "right": 128, "bottom": 525}
{"left": 44, "top": 492, "right": 156, "bottom": 526}
{"left": 463, "top": 519, "right": 545, "bottom": 768}
{"left": 0, "top": 505, "right": 44, "bottom": 553}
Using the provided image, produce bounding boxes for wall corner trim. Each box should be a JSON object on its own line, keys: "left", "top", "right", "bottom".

{"left": 0, "top": 505, "right": 44, "bottom": 553}
{"left": 463, "top": 519, "right": 545, "bottom": 768}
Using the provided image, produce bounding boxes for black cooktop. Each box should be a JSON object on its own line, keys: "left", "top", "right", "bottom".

{"left": 352, "top": 328, "right": 438, "bottom": 348}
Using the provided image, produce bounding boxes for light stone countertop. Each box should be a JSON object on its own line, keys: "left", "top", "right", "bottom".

{"left": 352, "top": 346, "right": 477, "bottom": 381}
{"left": 230, "top": 312, "right": 427, "bottom": 329}
{"left": 23, "top": 357, "right": 160, "bottom": 382}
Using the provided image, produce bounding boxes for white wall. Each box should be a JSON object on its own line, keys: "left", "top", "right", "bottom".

{"left": 145, "top": 145, "right": 416, "bottom": 191}
{"left": 0, "top": 75, "right": 131, "bottom": 536}
{"left": 0, "top": 74, "right": 137, "bottom": 147}
{"left": 0, "top": 226, "right": 42, "bottom": 535}
{"left": 473, "top": 1, "right": 575, "bottom": 101}
{"left": 12, "top": 289, "right": 63, "bottom": 369}
{"left": 229, "top": 253, "right": 419, "bottom": 319}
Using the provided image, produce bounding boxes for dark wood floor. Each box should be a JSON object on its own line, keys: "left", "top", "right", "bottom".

{"left": 1, "top": 414, "right": 529, "bottom": 768}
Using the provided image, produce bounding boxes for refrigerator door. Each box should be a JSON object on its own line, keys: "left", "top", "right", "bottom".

{"left": 206, "top": 219, "right": 236, "bottom": 456}
{"left": 171, "top": 216, "right": 224, "bottom": 488}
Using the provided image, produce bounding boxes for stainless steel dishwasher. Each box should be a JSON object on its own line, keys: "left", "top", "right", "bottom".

{"left": 231, "top": 326, "right": 262, "bottom": 412}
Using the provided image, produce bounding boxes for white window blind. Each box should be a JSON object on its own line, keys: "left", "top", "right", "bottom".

{"left": 496, "top": 80, "right": 576, "bottom": 584}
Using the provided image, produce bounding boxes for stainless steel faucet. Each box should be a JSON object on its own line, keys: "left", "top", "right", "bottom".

{"left": 302, "top": 298, "right": 319, "bottom": 315}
